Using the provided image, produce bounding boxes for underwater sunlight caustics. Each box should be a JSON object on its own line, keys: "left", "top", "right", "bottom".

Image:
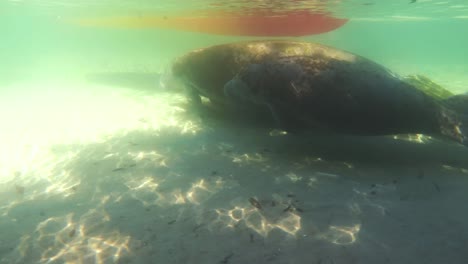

{"left": 3, "top": 0, "right": 468, "bottom": 263}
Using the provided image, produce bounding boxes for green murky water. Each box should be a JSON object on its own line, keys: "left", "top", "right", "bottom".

{"left": 2, "top": 0, "right": 468, "bottom": 91}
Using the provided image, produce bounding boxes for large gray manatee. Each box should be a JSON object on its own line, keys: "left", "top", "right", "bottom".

{"left": 171, "top": 40, "right": 467, "bottom": 146}
{"left": 224, "top": 56, "right": 467, "bottom": 147}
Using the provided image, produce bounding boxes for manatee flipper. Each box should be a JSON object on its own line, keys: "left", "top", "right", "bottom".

{"left": 224, "top": 77, "right": 258, "bottom": 105}
{"left": 224, "top": 62, "right": 328, "bottom": 131}
{"left": 224, "top": 66, "right": 300, "bottom": 130}
{"left": 184, "top": 83, "right": 202, "bottom": 106}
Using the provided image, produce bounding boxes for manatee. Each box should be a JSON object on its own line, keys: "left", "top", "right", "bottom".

{"left": 171, "top": 40, "right": 354, "bottom": 111}
{"left": 225, "top": 56, "right": 467, "bottom": 146}
{"left": 172, "top": 40, "right": 467, "bottom": 146}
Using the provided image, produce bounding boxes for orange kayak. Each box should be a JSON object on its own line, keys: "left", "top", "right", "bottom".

{"left": 72, "top": 10, "right": 348, "bottom": 37}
